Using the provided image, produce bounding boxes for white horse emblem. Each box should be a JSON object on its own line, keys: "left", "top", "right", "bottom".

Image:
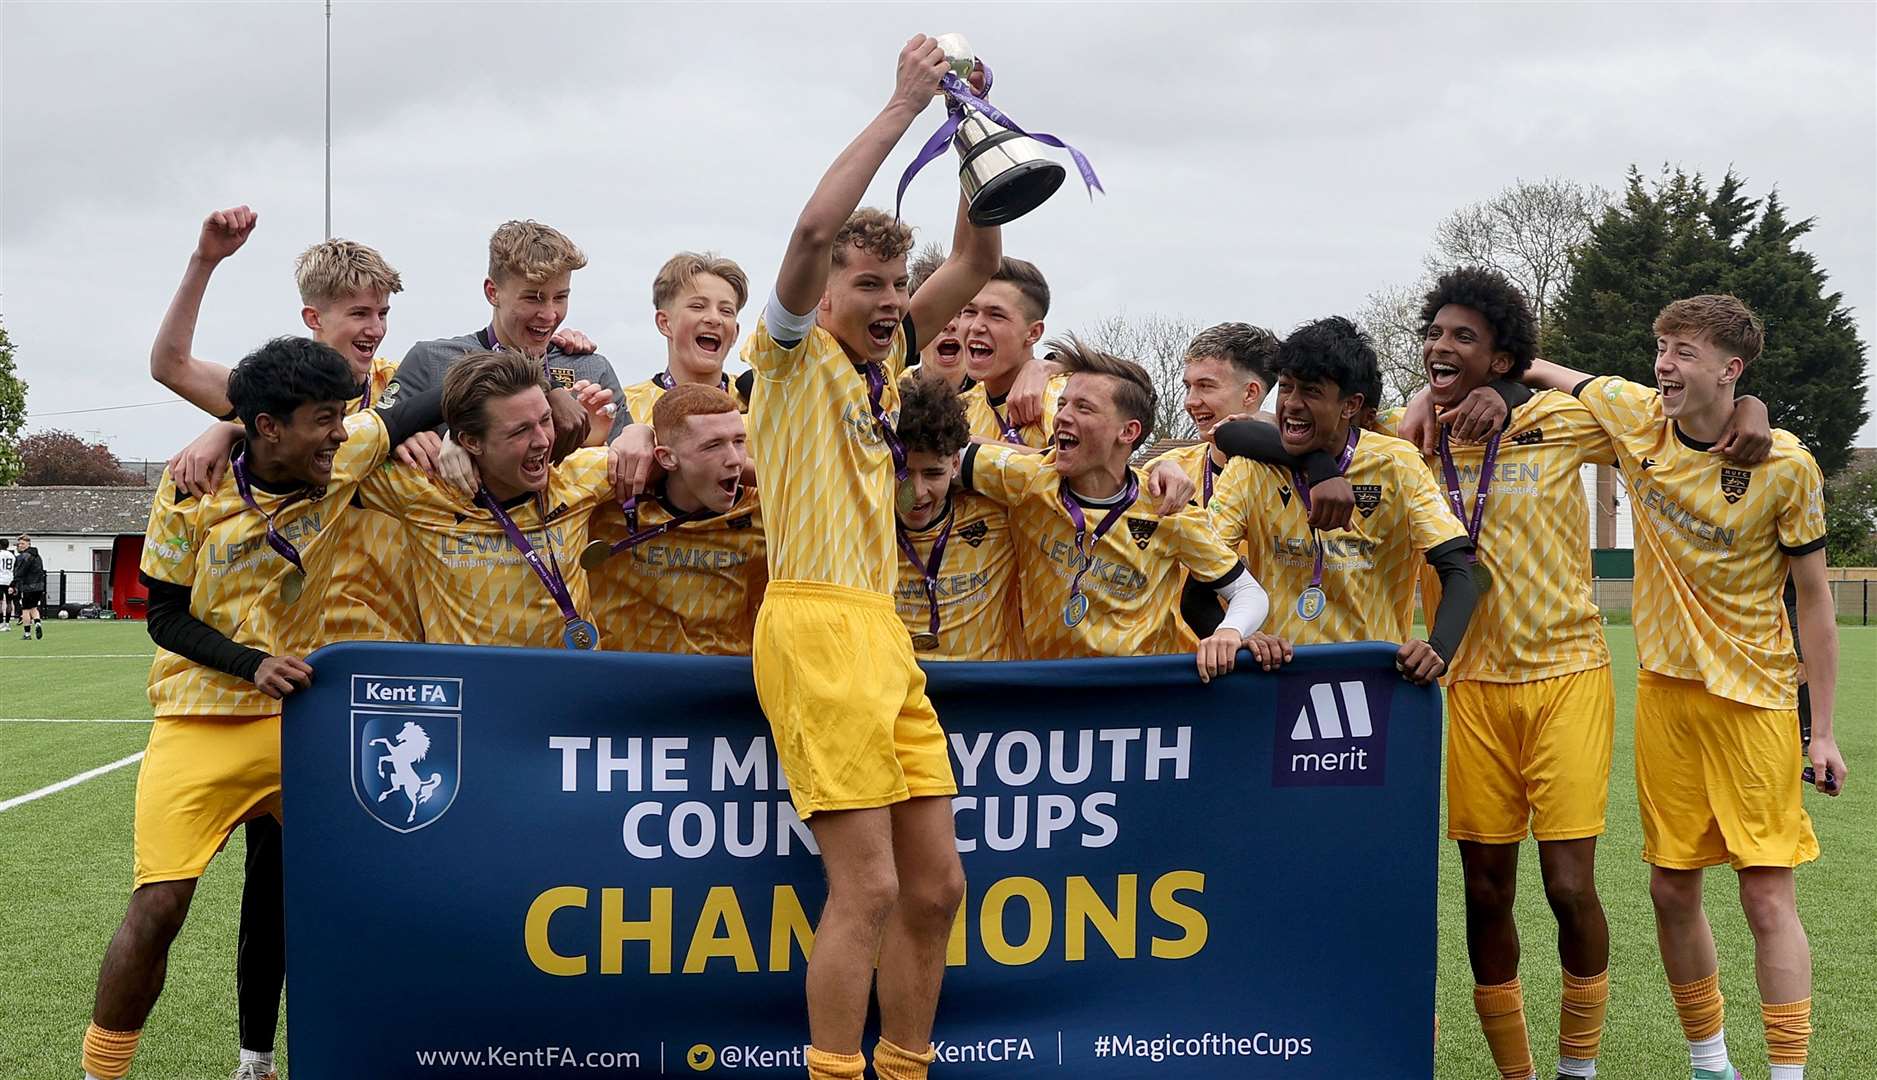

{"left": 370, "top": 721, "right": 445, "bottom": 824}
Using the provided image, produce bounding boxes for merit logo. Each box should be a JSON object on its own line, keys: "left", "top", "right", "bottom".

{"left": 1272, "top": 676, "right": 1389, "bottom": 787}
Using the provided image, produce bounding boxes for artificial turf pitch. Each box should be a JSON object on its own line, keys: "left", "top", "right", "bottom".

{"left": 1, "top": 621, "right": 1869, "bottom": 1078}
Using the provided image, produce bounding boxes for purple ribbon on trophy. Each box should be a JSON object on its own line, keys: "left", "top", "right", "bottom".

{"left": 894, "top": 36, "right": 1102, "bottom": 221}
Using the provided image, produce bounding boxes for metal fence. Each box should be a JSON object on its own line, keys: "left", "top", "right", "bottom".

{"left": 1591, "top": 577, "right": 1874, "bottom": 625}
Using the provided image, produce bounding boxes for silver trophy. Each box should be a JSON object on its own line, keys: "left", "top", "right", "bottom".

{"left": 936, "top": 33, "right": 1067, "bottom": 226}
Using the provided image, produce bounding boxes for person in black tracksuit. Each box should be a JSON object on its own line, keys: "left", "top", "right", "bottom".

{"left": 14, "top": 535, "right": 46, "bottom": 639}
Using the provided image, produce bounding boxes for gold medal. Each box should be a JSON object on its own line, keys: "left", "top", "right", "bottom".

{"left": 896, "top": 479, "right": 918, "bottom": 516}
{"left": 912, "top": 631, "right": 940, "bottom": 651}
{"left": 280, "top": 570, "right": 305, "bottom": 605}
{"left": 578, "top": 540, "right": 613, "bottom": 571}
{"left": 1471, "top": 560, "right": 1494, "bottom": 594}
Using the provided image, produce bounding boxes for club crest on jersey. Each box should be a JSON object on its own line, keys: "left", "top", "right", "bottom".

{"left": 1352, "top": 484, "right": 1382, "bottom": 517}
{"left": 547, "top": 366, "right": 577, "bottom": 389}
{"left": 1509, "top": 427, "right": 1544, "bottom": 446}
{"left": 1127, "top": 518, "right": 1159, "bottom": 550}
{"left": 1278, "top": 484, "right": 1293, "bottom": 506}
{"left": 727, "top": 514, "right": 754, "bottom": 530}
{"left": 353, "top": 711, "right": 460, "bottom": 833}
{"left": 1720, "top": 467, "right": 1751, "bottom": 504}
{"left": 958, "top": 520, "right": 990, "bottom": 547}
{"left": 542, "top": 502, "right": 572, "bottom": 523}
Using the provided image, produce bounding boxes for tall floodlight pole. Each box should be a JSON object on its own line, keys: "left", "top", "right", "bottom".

{"left": 324, "top": 0, "right": 333, "bottom": 238}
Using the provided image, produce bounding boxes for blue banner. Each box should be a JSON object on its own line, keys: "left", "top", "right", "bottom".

{"left": 282, "top": 643, "right": 1439, "bottom": 1078}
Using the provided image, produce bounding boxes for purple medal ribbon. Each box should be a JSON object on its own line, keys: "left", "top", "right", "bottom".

{"left": 1059, "top": 472, "right": 1140, "bottom": 616}
{"left": 1288, "top": 428, "right": 1360, "bottom": 590}
{"left": 1437, "top": 427, "right": 1500, "bottom": 558}
{"left": 1202, "top": 455, "right": 1221, "bottom": 508}
{"left": 653, "top": 370, "right": 730, "bottom": 394}
{"left": 601, "top": 492, "right": 720, "bottom": 556}
{"left": 477, "top": 487, "right": 583, "bottom": 626}
{"left": 894, "top": 62, "right": 1103, "bottom": 219}
{"left": 896, "top": 504, "right": 956, "bottom": 642}
{"left": 989, "top": 397, "right": 1023, "bottom": 443}
{"left": 858, "top": 359, "right": 910, "bottom": 485}
{"left": 231, "top": 450, "right": 310, "bottom": 578}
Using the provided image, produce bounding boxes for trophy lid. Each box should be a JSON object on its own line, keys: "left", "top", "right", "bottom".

{"left": 934, "top": 33, "right": 975, "bottom": 81}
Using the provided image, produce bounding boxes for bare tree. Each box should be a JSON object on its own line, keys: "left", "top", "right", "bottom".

{"left": 1424, "top": 177, "right": 1611, "bottom": 330}
{"left": 1077, "top": 312, "right": 1204, "bottom": 442}
{"left": 1354, "top": 280, "right": 1430, "bottom": 411}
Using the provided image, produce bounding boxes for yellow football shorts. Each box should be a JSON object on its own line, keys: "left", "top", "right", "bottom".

{"left": 133, "top": 714, "right": 282, "bottom": 887}
{"left": 1447, "top": 665, "right": 1615, "bottom": 844}
{"left": 1635, "top": 671, "right": 1817, "bottom": 870}
{"left": 753, "top": 581, "right": 956, "bottom": 818}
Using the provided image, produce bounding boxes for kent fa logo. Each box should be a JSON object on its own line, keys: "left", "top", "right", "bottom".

{"left": 352, "top": 675, "right": 463, "bottom": 833}
{"left": 958, "top": 519, "right": 990, "bottom": 547}
{"left": 1127, "top": 518, "right": 1159, "bottom": 550}
{"left": 727, "top": 514, "right": 754, "bottom": 530}
{"left": 1273, "top": 674, "right": 1389, "bottom": 787}
{"left": 547, "top": 365, "right": 577, "bottom": 389}
{"left": 1353, "top": 484, "right": 1382, "bottom": 517}
{"left": 1720, "top": 467, "right": 1751, "bottom": 504}
{"left": 1510, "top": 427, "right": 1544, "bottom": 446}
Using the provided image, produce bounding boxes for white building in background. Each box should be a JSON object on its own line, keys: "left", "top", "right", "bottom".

{"left": 0, "top": 486, "right": 155, "bottom": 617}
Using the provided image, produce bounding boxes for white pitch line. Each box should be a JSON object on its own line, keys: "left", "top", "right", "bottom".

{"left": 0, "top": 752, "right": 145, "bottom": 813}
{"left": 0, "top": 654, "right": 155, "bottom": 660}
{"left": 0, "top": 717, "right": 151, "bottom": 724}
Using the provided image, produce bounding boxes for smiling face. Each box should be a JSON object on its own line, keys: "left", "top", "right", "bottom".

{"left": 1051, "top": 373, "right": 1139, "bottom": 484}
{"left": 1421, "top": 303, "right": 1510, "bottom": 410}
{"left": 921, "top": 316, "right": 967, "bottom": 389}
{"left": 1273, "top": 373, "right": 1360, "bottom": 455}
{"left": 822, "top": 246, "right": 908, "bottom": 364}
{"left": 463, "top": 386, "right": 555, "bottom": 498}
{"left": 1182, "top": 355, "right": 1261, "bottom": 438}
{"left": 1654, "top": 330, "right": 1740, "bottom": 421}
{"left": 899, "top": 448, "right": 957, "bottom": 531}
{"left": 959, "top": 281, "right": 1044, "bottom": 392}
{"left": 303, "top": 287, "right": 391, "bottom": 381}
{"left": 656, "top": 272, "right": 741, "bottom": 381}
{"left": 485, "top": 271, "right": 572, "bottom": 358}
{"left": 258, "top": 399, "right": 351, "bottom": 487}
{"left": 658, "top": 409, "right": 749, "bottom": 514}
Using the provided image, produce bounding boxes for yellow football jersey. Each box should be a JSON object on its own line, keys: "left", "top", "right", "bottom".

{"left": 142, "top": 411, "right": 391, "bottom": 716}
{"left": 587, "top": 485, "right": 767, "bottom": 655}
{"left": 1577, "top": 376, "right": 1825, "bottom": 708}
{"left": 321, "top": 356, "right": 424, "bottom": 643}
{"left": 893, "top": 494, "right": 1023, "bottom": 661}
{"left": 1209, "top": 429, "right": 1466, "bottom": 645}
{"left": 965, "top": 445, "right": 1243, "bottom": 659}
{"left": 357, "top": 448, "right": 614, "bottom": 648}
{"left": 1146, "top": 441, "right": 1226, "bottom": 509}
{"left": 620, "top": 371, "right": 748, "bottom": 426}
{"left": 961, "top": 371, "right": 1068, "bottom": 449}
{"left": 1374, "top": 392, "right": 1614, "bottom": 683}
{"left": 744, "top": 317, "right": 907, "bottom": 595}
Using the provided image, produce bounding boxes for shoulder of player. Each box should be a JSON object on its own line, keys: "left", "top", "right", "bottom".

{"left": 1355, "top": 429, "right": 1427, "bottom": 470}
{"left": 1761, "top": 430, "right": 1823, "bottom": 480}
{"left": 402, "top": 334, "right": 478, "bottom": 363}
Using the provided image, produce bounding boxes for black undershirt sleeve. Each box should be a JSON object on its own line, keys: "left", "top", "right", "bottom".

{"left": 1488, "top": 377, "right": 1533, "bottom": 416}
{"left": 374, "top": 383, "right": 445, "bottom": 446}
{"left": 1423, "top": 538, "right": 1479, "bottom": 663}
{"left": 142, "top": 574, "right": 268, "bottom": 683}
{"left": 1212, "top": 420, "right": 1342, "bottom": 486}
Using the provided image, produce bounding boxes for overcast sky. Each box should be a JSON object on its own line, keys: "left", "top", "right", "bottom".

{"left": 3, "top": 1, "right": 1873, "bottom": 459}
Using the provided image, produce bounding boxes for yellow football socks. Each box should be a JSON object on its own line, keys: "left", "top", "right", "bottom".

{"left": 1473, "top": 977, "right": 1535, "bottom": 1080}
{"left": 873, "top": 1037, "right": 937, "bottom": 1080}
{"left": 1762, "top": 998, "right": 1811, "bottom": 1068}
{"left": 1558, "top": 966, "right": 1610, "bottom": 1067}
{"left": 81, "top": 1023, "right": 140, "bottom": 1080}
{"left": 806, "top": 1046, "right": 866, "bottom": 1080}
